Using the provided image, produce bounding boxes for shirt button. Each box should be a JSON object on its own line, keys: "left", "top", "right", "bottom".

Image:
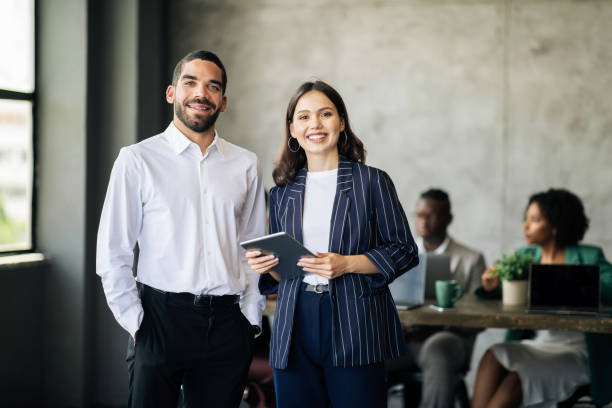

{"left": 207, "top": 251, "right": 211, "bottom": 256}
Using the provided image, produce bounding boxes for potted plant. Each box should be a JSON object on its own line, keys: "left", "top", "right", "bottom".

{"left": 492, "top": 252, "right": 535, "bottom": 306}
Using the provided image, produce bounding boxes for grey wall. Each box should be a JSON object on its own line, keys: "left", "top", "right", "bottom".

{"left": 169, "top": 0, "right": 612, "bottom": 266}
{"left": 87, "top": 1, "right": 139, "bottom": 405}
{"left": 0, "top": 261, "right": 45, "bottom": 407}
{"left": 37, "top": 0, "right": 88, "bottom": 405}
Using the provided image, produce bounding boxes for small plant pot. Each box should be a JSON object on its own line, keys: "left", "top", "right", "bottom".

{"left": 502, "top": 280, "right": 528, "bottom": 306}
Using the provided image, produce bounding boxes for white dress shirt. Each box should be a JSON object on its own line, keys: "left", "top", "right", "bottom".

{"left": 415, "top": 235, "right": 450, "bottom": 255}
{"left": 96, "top": 123, "right": 266, "bottom": 338}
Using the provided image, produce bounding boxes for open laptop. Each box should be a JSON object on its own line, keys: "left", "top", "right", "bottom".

{"left": 528, "top": 264, "right": 600, "bottom": 315}
{"left": 389, "top": 254, "right": 452, "bottom": 309}
{"left": 389, "top": 254, "right": 426, "bottom": 310}
{"left": 424, "top": 254, "right": 452, "bottom": 300}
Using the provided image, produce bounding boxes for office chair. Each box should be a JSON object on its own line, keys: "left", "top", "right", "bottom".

{"left": 557, "top": 384, "right": 600, "bottom": 408}
{"left": 387, "top": 369, "right": 470, "bottom": 408}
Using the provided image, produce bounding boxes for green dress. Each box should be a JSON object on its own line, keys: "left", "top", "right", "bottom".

{"left": 475, "top": 245, "right": 612, "bottom": 405}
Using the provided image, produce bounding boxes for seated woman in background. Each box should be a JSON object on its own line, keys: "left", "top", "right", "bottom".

{"left": 472, "top": 188, "right": 612, "bottom": 408}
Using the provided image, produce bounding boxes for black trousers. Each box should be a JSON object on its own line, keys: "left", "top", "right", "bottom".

{"left": 126, "top": 284, "right": 254, "bottom": 408}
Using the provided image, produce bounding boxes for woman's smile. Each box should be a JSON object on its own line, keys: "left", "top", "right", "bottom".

{"left": 306, "top": 132, "right": 328, "bottom": 142}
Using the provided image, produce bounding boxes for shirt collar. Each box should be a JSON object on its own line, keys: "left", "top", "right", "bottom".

{"left": 165, "top": 122, "right": 225, "bottom": 157}
{"left": 416, "top": 235, "right": 450, "bottom": 255}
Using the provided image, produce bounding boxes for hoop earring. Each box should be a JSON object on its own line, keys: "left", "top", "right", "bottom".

{"left": 288, "top": 137, "right": 301, "bottom": 153}
{"left": 342, "top": 131, "right": 348, "bottom": 147}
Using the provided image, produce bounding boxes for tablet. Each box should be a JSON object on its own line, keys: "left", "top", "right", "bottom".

{"left": 240, "top": 232, "right": 315, "bottom": 280}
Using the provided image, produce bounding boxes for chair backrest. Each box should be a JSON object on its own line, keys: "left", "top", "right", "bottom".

{"left": 556, "top": 384, "right": 592, "bottom": 408}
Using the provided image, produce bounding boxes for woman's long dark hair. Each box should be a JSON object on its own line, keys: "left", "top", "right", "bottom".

{"left": 272, "top": 80, "right": 366, "bottom": 187}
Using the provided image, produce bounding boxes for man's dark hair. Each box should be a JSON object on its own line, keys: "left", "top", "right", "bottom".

{"left": 527, "top": 188, "right": 589, "bottom": 247}
{"left": 420, "top": 188, "right": 451, "bottom": 215}
{"left": 171, "top": 50, "right": 227, "bottom": 93}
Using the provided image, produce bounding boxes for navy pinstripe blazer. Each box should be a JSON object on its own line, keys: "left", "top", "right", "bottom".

{"left": 259, "top": 158, "right": 419, "bottom": 369}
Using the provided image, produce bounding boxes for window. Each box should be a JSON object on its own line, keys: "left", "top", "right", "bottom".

{"left": 0, "top": 0, "right": 35, "bottom": 252}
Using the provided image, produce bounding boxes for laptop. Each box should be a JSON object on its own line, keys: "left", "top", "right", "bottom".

{"left": 423, "top": 254, "right": 452, "bottom": 300}
{"left": 528, "top": 264, "right": 600, "bottom": 315}
{"left": 389, "top": 254, "right": 426, "bottom": 310}
{"left": 389, "top": 254, "right": 452, "bottom": 309}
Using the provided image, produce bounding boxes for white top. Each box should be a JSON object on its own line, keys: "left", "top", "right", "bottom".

{"left": 491, "top": 331, "right": 588, "bottom": 407}
{"left": 96, "top": 123, "right": 266, "bottom": 338}
{"left": 302, "top": 168, "right": 338, "bottom": 286}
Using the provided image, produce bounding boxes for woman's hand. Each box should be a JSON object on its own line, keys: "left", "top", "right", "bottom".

{"left": 297, "top": 252, "right": 349, "bottom": 280}
{"left": 246, "top": 250, "right": 280, "bottom": 281}
{"left": 481, "top": 264, "right": 500, "bottom": 292}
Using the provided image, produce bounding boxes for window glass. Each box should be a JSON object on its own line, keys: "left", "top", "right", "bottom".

{"left": 0, "top": 0, "right": 35, "bottom": 93}
{"left": 0, "top": 100, "right": 33, "bottom": 251}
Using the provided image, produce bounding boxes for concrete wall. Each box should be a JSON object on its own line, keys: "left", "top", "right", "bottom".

{"left": 37, "top": 0, "right": 88, "bottom": 406}
{"left": 168, "top": 0, "right": 612, "bottom": 266}
{"left": 87, "top": 1, "right": 140, "bottom": 405}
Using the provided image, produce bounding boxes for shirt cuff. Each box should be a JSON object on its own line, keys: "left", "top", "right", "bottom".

{"left": 123, "top": 303, "right": 144, "bottom": 340}
{"left": 240, "top": 302, "right": 263, "bottom": 328}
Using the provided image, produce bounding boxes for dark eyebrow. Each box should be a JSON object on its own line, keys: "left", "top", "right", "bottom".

{"left": 180, "top": 75, "right": 222, "bottom": 88}
{"left": 295, "top": 107, "right": 334, "bottom": 115}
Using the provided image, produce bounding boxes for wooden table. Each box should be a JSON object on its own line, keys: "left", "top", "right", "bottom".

{"left": 263, "top": 294, "right": 612, "bottom": 334}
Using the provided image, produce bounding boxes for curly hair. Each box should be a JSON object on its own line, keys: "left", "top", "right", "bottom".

{"left": 527, "top": 188, "right": 589, "bottom": 247}
{"left": 272, "top": 80, "right": 366, "bottom": 186}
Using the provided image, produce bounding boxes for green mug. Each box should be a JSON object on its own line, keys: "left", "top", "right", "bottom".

{"left": 435, "top": 280, "right": 463, "bottom": 308}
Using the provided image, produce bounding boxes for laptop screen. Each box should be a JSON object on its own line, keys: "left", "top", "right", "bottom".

{"left": 424, "top": 254, "right": 451, "bottom": 300}
{"left": 389, "top": 254, "right": 426, "bottom": 305}
{"left": 529, "top": 264, "right": 600, "bottom": 312}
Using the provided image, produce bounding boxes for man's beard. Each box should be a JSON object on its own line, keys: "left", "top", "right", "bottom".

{"left": 175, "top": 98, "right": 221, "bottom": 133}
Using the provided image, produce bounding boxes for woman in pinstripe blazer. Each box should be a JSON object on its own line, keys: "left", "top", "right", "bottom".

{"left": 246, "top": 80, "right": 419, "bottom": 408}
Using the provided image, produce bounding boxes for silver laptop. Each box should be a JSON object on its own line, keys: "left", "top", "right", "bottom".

{"left": 389, "top": 253, "right": 452, "bottom": 309}
{"left": 389, "top": 254, "right": 426, "bottom": 310}
{"left": 528, "top": 264, "right": 600, "bottom": 315}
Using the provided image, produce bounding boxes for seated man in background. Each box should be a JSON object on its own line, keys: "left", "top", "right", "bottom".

{"left": 386, "top": 188, "right": 486, "bottom": 408}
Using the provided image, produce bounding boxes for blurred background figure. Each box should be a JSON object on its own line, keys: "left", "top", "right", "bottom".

{"left": 386, "top": 188, "right": 486, "bottom": 408}
{"left": 472, "top": 188, "right": 612, "bottom": 408}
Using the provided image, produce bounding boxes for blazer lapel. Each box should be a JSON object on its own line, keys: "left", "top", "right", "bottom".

{"left": 284, "top": 168, "right": 307, "bottom": 244}
{"left": 328, "top": 158, "right": 354, "bottom": 254}
{"left": 565, "top": 246, "right": 580, "bottom": 265}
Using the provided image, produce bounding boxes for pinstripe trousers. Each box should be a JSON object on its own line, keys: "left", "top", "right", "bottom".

{"left": 273, "top": 282, "right": 386, "bottom": 408}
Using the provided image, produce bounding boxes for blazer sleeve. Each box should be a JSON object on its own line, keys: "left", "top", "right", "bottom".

{"left": 594, "top": 247, "right": 612, "bottom": 306}
{"left": 362, "top": 169, "right": 418, "bottom": 290}
{"left": 258, "top": 187, "right": 281, "bottom": 295}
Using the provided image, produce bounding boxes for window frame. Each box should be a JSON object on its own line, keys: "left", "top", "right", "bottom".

{"left": 0, "top": 1, "right": 37, "bottom": 255}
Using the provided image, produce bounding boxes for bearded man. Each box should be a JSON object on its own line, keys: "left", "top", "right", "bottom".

{"left": 96, "top": 50, "right": 265, "bottom": 408}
